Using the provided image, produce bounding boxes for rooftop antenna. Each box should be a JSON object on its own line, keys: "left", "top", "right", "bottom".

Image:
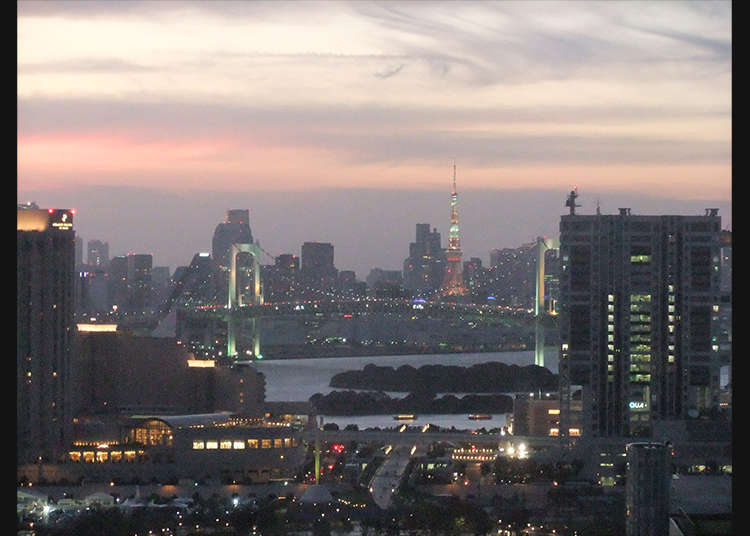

{"left": 565, "top": 186, "right": 580, "bottom": 215}
{"left": 596, "top": 197, "right": 601, "bottom": 215}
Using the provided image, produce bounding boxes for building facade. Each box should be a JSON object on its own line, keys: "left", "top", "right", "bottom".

{"left": 625, "top": 442, "right": 670, "bottom": 536}
{"left": 17, "top": 207, "right": 76, "bottom": 464}
{"left": 403, "top": 223, "right": 444, "bottom": 294}
{"left": 87, "top": 239, "right": 109, "bottom": 268}
{"left": 558, "top": 209, "right": 722, "bottom": 439}
{"left": 301, "top": 242, "right": 337, "bottom": 294}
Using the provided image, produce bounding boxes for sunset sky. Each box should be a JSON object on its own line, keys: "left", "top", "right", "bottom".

{"left": 18, "top": 1, "right": 731, "bottom": 277}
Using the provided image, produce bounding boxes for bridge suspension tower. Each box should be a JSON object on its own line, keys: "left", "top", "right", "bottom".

{"left": 227, "top": 242, "right": 264, "bottom": 359}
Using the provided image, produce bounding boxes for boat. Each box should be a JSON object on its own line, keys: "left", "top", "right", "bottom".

{"left": 393, "top": 414, "right": 417, "bottom": 421}
{"left": 468, "top": 414, "right": 492, "bottom": 420}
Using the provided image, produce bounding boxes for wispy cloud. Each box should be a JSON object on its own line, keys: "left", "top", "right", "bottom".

{"left": 17, "top": 0, "right": 731, "bottom": 201}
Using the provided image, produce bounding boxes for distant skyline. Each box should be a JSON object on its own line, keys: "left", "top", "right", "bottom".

{"left": 18, "top": 1, "right": 731, "bottom": 276}
{"left": 19, "top": 185, "right": 731, "bottom": 279}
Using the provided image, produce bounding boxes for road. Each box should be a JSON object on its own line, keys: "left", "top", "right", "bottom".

{"left": 368, "top": 445, "right": 422, "bottom": 510}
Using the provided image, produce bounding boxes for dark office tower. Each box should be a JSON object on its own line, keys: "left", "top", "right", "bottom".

{"left": 17, "top": 207, "right": 75, "bottom": 465}
{"left": 366, "top": 268, "right": 403, "bottom": 290}
{"left": 403, "top": 224, "right": 445, "bottom": 294}
{"left": 301, "top": 242, "right": 337, "bottom": 293}
{"left": 488, "top": 243, "right": 537, "bottom": 307}
{"left": 108, "top": 255, "right": 128, "bottom": 309}
{"left": 151, "top": 266, "right": 171, "bottom": 307}
{"left": 558, "top": 206, "right": 722, "bottom": 439}
{"left": 74, "top": 235, "right": 84, "bottom": 268}
{"left": 76, "top": 269, "right": 110, "bottom": 314}
{"left": 212, "top": 209, "right": 253, "bottom": 268}
{"left": 264, "top": 254, "right": 299, "bottom": 301}
{"left": 276, "top": 253, "right": 299, "bottom": 275}
{"left": 717, "top": 230, "right": 731, "bottom": 385}
{"left": 126, "top": 253, "right": 153, "bottom": 312}
{"left": 169, "top": 253, "right": 219, "bottom": 309}
{"left": 338, "top": 270, "right": 358, "bottom": 296}
{"left": 87, "top": 239, "right": 109, "bottom": 268}
{"left": 462, "top": 257, "right": 484, "bottom": 291}
{"left": 625, "top": 442, "right": 670, "bottom": 536}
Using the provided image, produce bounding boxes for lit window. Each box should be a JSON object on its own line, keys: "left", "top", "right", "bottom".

{"left": 248, "top": 439, "right": 258, "bottom": 449}
{"left": 68, "top": 452, "right": 81, "bottom": 462}
{"left": 110, "top": 451, "right": 122, "bottom": 462}
{"left": 274, "top": 439, "right": 283, "bottom": 449}
{"left": 206, "top": 441, "right": 218, "bottom": 450}
{"left": 220, "top": 440, "right": 232, "bottom": 449}
{"left": 261, "top": 440, "right": 272, "bottom": 449}
{"left": 569, "top": 428, "right": 581, "bottom": 437}
{"left": 233, "top": 441, "right": 245, "bottom": 449}
{"left": 193, "top": 441, "right": 205, "bottom": 450}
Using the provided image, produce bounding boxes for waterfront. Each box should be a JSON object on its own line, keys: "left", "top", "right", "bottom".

{"left": 256, "top": 348, "right": 558, "bottom": 429}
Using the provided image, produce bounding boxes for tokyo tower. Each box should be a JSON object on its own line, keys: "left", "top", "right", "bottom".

{"left": 441, "top": 162, "right": 467, "bottom": 296}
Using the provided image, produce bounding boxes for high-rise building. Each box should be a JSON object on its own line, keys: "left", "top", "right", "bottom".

{"left": 151, "top": 266, "right": 171, "bottom": 307}
{"left": 488, "top": 244, "right": 537, "bottom": 307}
{"left": 17, "top": 206, "right": 76, "bottom": 465}
{"left": 301, "top": 242, "right": 337, "bottom": 293}
{"left": 558, "top": 206, "right": 722, "bottom": 439}
{"left": 108, "top": 255, "right": 128, "bottom": 310}
{"left": 76, "top": 268, "right": 110, "bottom": 314}
{"left": 212, "top": 209, "right": 253, "bottom": 268}
{"left": 462, "top": 257, "right": 485, "bottom": 292}
{"left": 212, "top": 210, "right": 254, "bottom": 306}
{"left": 403, "top": 224, "right": 444, "bottom": 294}
{"left": 126, "top": 253, "right": 153, "bottom": 312}
{"left": 625, "top": 442, "right": 670, "bottom": 536}
{"left": 87, "top": 239, "right": 110, "bottom": 268}
{"left": 75, "top": 235, "right": 84, "bottom": 268}
{"left": 263, "top": 254, "right": 299, "bottom": 302}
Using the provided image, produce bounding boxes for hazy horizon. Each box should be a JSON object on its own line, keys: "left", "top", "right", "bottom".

{"left": 18, "top": 184, "right": 731, "bottom": 279}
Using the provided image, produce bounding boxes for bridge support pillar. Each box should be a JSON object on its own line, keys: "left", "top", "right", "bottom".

{"left": 535, "top": 236, "right": 559, "bottom": 367}
{"left": 226, "top": 243, "right": 264, "bottom": 359}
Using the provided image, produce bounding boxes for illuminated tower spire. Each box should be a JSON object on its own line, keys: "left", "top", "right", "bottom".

{"left": 441, "top": 161, "right": 467, "bottom": 296}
